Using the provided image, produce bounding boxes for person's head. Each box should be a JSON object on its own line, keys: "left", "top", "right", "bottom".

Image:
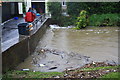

{"left": 29, "top": 7, "right": 32, "bottom": 10}
{"left": 28, "top": 7, "right": 33, "bottom": 12}
{"left": 33, "top": 8, "right": 36, "bottom": 10}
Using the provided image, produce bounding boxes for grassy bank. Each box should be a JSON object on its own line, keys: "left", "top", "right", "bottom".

{"left": 3, "top": 71, "right": 63, "bottom": 78}
{"left": 101, "top": 72, "right": 119, "bottom": 78}
{"left": 3, "top": 62, "right": 119, "bottom": 79}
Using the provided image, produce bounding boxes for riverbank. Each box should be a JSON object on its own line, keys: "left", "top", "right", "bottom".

{"left": 14, "top": 26, "right": 119, "bottom": 73}
{"left": 3, "top": 26, "right": 119, "bottom": 79}
{"left": 61, "top": 62, "right": 119, "bottom": 78}
{"left": 3, "top": 62, "right": 119, "bottom": 78}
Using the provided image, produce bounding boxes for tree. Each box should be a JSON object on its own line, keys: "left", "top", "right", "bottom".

{"left": 47, "top": 2, "right": 62, "bottom": 21}
{"left": 67, "top": 2, "right": 120, "bottom": 15}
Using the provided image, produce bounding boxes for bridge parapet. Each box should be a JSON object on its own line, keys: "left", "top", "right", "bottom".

{"left": 1, "top": 13, "right": 49, "bottom": 52}
{"left": 2, "top": 17, "right": 51, "bottom": 73}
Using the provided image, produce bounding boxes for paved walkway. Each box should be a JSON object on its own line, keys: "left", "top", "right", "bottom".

{"left": 2, "top": 17, "right": 25, "bottom": 52}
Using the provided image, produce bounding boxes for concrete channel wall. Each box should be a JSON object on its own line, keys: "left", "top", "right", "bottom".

{"left": 2, "top": 18, "right": 51, "bottom": 73}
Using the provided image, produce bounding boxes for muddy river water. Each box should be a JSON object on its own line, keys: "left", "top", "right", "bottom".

{"left": 16, "top": 26, "right": 119, "bottom": 72}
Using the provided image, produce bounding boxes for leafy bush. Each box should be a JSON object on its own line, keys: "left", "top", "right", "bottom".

{"left": 89, "top": 14, "right": 120, "bottom": 26}
{"left": 75, "top": 10, "right": 88, "bottom": 29}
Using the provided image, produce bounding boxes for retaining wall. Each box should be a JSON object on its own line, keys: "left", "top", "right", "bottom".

{"left": 2, "top": 18, "right": 51, "bottom": 73}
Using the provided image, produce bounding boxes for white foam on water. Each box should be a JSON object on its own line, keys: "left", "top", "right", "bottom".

{"left": 49, "top": 25, "right": 67, "bottom": 29}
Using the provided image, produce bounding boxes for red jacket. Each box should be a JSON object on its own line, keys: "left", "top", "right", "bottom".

{"left": 25, "top": 12, "right": 36, "bottom": 22}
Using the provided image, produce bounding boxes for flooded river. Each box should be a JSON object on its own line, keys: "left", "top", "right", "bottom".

{"left": 16, "top": 26, "right": 119, "bottom": 72}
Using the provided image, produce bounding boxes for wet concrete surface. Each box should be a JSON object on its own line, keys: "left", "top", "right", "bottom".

{"left": 2, "top": 18, "right": 25, "bottom": 52}
{"left": 16, "top": 26, "right": 119, "bottom": 72}
{"left": 1, "top": 17, "right": 46, "bottom": 52}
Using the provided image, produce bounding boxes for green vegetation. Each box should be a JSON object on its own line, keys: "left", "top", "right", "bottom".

{"left": 67, "top": 2, "right": 120, "bottom": 16}
{"left": 3, "top": 65, "right": 119, "bottom": 78}
{"left": 64, "top": 65, "right": 119, "bottom": 78}
{"left": 47, "top": 2, "right": 120, "bottom": 28}
{"left": 47, "top": 2, "right": 62, "bottom": 24}
{"left": 3, "top": 70, "right": 63, "bottom": 78}
{"left": 67, "top": 2, "right": 120, "bottom": 28}
{"left": 80, "top": 66, "right": 119, "bottom": 71}
{"left": 89, "top": 14, "right": 120, "bottom": 26}
{"left": 59, "top": 16, "right": 77, "bottom": 27}
{"left": 75, "top": 10, "right": 88, "bottom": 29}
{"left": 101, "top": 72, "right": 119, "bottom": 78}
{"left": 47, "top": 2, "right": 74, "bottom": 26}
{"left": 22, "top": 3, "right": 26, "bottom": 13}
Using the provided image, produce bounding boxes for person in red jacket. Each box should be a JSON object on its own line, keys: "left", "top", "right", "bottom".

{"left": 24, "top": 8, "right": 36, "bottom": 22}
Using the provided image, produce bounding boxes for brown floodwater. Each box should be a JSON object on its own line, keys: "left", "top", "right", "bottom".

{"left": 38, "top": 27, "right": 119, "bottom": 62}
{"left": 16, "top": 26, "right": 119, "bottom": 72}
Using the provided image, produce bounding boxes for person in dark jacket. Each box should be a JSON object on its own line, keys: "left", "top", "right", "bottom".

{"left": 28, "top": 7, "right": 33, "bottom": 13}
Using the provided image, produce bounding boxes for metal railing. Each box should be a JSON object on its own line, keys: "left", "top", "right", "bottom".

{"left": 45, "top": 12, "right": 51, "bottom": 18}
{"left": 1, "top": 13, "right": 51, "bottom": 36}
{"left": 32, "top": 14, "right": 46, "bottom": 24}
{"left": 1, "top": 13, "right": 51, "bottom": 28}
{"left": 31, "top": 14, "right": 46, "bottom": 31}
{"left": 0, "top": 18, "right": 14, "bottom": 29}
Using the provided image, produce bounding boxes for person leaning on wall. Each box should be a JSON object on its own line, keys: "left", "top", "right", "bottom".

{"left": 24, "top": 7, "right": 36, "bottom": 23}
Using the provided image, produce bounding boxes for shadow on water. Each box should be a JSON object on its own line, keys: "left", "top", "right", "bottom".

{"left": 16, "top": 26, "right": 119, "bottom": 72}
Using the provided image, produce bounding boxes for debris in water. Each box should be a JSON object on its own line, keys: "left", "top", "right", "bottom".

{"left": 32, "top": 58, "right": 38, "bottom": 64}
{"left": 105, "top": 31, "right": 109, "bottom": 33}
{"left": 48, "top": 61, "right": 54, "bottom": 63}
{"left": 92, "top": 62, "right": 96, "bottom": 64}
{"left": 66, "top": 61, "right": 69, "bottom": 64}
{"left": 105, "top": 60, "right": 117, "bottom": 65}
{"left": 66, "top": 67, "right": 73, "bottom": 71}
{"left": 86, "top": 29, "right": 93, "bottom": 31}
{"left": 53, "top": 52, "right": 59, "bottom": 55}
{"left": 113, "top": 70, "right": 117, "bottom": 72}
{"left": 49, "top": 67, "right": 58, "bottom": 70}
{"left": 105, "top": 70, "right": 110, "bottom": 73}
{"left": 22, "top": 69, "right": 30, "bottom": 71}
{"left": 97, "top": 32, "right": 100, "bottom": 34}
{"left": 39, "top": 64, "right": 45, "bottom": 67}
{"left": 61, "top": 55, "right": 64, "bottom": 59}
{"left": 67, "top": 69, "right": 71, "bottom": 71}
{"left": 41, "top": 49, "right": 44, "bottom": 52}
{"left": 54, "top": 76, "right": 60, "bottom": 78}
{"left": 49, "top": 25, "right": 66, "bottom": 29}
{"left": 82, "top": 30, "right": 85, "bottom": 31}
{"left": 64, "top": 74, "right": 68, "bottom": 77}
{"left": 68, "top": 26, "right": 74, "bottom": 28}
{"left": 115, "top": 30, "right": 119, "bottom": 31}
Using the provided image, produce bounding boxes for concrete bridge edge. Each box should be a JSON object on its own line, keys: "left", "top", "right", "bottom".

{"left": 2, "top": 18, "right": 51, "bottom": 73}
